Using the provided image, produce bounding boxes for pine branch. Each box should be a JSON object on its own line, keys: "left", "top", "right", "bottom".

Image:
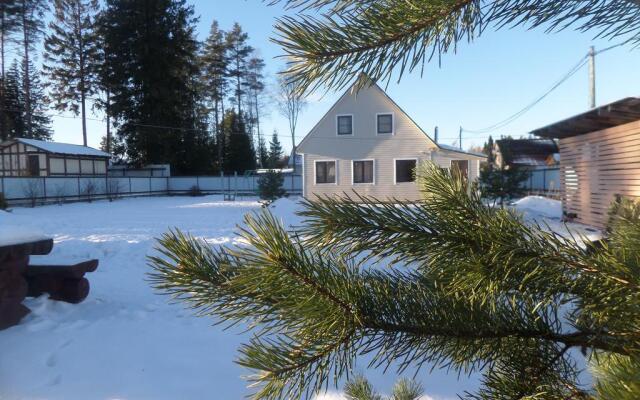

{"left": 270, "top": 0, "right": 640, "bottom": 93}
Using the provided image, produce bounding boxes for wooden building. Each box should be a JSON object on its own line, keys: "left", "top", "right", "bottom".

{"left": 0, "top": 138, "right": 111, "bottom": 177}
{"left": 531, "top": 97, "right": 640, "bottom": 228}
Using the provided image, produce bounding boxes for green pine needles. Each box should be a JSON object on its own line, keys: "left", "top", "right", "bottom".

{"left": 148, "top": 162, "right": 640, "bottom": 400}
{"left": 269, "top": 0, "right": 640, "bottom": 94}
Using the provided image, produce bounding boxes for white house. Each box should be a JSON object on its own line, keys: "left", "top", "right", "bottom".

{"left": 297, "top": 79, "right": 486, "bottom": 201}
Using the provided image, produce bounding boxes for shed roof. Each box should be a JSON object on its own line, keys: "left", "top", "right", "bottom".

{"left": 2, "top": 138, "right": 111, "bottom": 158}
{"left": 531, "top": 97, "right": 640, "bottom": 139}
{"left": 496, "top": 138, "right": 558, "bottom": 166}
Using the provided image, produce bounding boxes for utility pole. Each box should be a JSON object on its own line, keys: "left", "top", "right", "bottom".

{"left": 589, "top": 46, "right": 596, "bottom": 109}
{"left": 459, "top": 126, "right": 463, "bottom": 150}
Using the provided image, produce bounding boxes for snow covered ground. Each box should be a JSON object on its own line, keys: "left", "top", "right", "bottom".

{"left": 0, "top": 195, "right": 598, "bottom": 400}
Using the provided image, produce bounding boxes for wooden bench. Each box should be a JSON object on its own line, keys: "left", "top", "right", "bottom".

{"left": 0, "top": 239, "right": 99, "bottom": 330}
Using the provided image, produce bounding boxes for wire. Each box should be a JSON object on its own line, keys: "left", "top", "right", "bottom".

{"left": 461, "top": 42, "right": 627, "bottom": 135}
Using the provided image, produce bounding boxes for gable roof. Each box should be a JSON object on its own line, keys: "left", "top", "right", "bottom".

{"left": 297, "top": 75, "right": 486, "bottom": 159}
{"left": 2, "top": 138, "right": 111, "bottom": 158}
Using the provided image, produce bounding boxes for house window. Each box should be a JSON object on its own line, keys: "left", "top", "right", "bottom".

{"left": 377, "top": 114, "right": 393, "bottom": 134}
{"left": 451, "top": 160, "right": 469, "bottom": 179}
{"left": 352, "top": 160, "right": 374, "bottom": 184}
{"left": 315, "top": 161, "right": 336, "bottom": 184}
{"left": 337, "top": 115, "right": 353, "bottom": 135}
{"left": 395, "top": 159, "right": 417, "bottom": 183}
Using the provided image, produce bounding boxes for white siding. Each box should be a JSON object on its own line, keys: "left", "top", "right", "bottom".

{"left": 298, "top": 83, "right": 485, "bottom": 201}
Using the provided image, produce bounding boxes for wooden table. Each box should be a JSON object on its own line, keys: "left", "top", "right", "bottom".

{"left": 0, "top": 238, "right": 98, "bottom": 331}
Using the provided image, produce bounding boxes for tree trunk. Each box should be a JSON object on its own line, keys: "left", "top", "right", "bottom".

{"left": 0, "top": 7, "right": 6, "bottom": 141}
{"left": 21, "top": 3, "right": 31, "bottom": 137}
{"left": 76, "top": 1, "right": 88, "bottom": 146}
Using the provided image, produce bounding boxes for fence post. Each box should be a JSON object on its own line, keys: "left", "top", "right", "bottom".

{"left": 42, "top": 177, "right": 46, "bottom": 202}
{"left": 77, "top": 176, "right": 81, "bottom": 197}
{"left": 129, "top": 177, "right": 132, "bottom": 194}
{"left": 234, "top": 171, "right": 238, "bottom": 196}
{"left": 149, "top": 176, "right": 152, "bottom": 193}
{"left": 543, "top": 169, "right": 547, "bottom": 192}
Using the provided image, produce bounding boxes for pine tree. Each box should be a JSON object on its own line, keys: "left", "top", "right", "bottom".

{"left": 222, "top": 110, "right": 256, "bottom": 174}
{"left": 150, "top": 163, "right": 640, "bottom": 399}
{"left": 19, "top": 58, "right": 51, "bottom": 140}
{"left": 15, "top": 0, "right": 48, "bottom": 137}
{"left": 246, "top": 56, "right": 265, "bottom": 147}
{"left": 480, "top": 137, "right": 528, "bottom": 206}
{"left": 257, "top": 170, "right": 285, "bottom": 203}
{"left": 225, "top": 23, "right": 252, "bottom": 115}
{"left": 0, "top": 1, "right": 20, "bottom": 140}
{"left": 99, "top": 0, "right": 202, "bottom": 174}
{"left": 200, "top": 20, "right": 229, "bottom": 165}
{"left": 44, "top": 0, "right": 101, "bottom": 147}
{"left": 271, "top": 1, "right": 640, "bottom": 94}
{"left": 257, "top": 134, "right": 268, "bottom": 168}
{"left": 267, "top": 130, "right": 283, "bottom": 169}
{"left": 2, "top": 63, "right": 24, "bottom": 139}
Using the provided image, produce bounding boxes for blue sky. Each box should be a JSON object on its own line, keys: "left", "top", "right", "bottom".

{"left": 50, "top": 1, "right": 640, "bottom": 154}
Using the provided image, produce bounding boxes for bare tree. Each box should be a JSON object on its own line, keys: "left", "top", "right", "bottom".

{"left": 21, "top": 178, "right": 41, "bottom": 207}
{"left": 106, "top": 178, "right": 122, "bottom": 202}
{"left": 276, "top": 73, "right": 306, "bottom": 172}
{"left": 81, "top": 179, "right": 97, "bottom": 202}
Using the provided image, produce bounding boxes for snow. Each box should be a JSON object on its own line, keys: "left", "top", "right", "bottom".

{"left": 512, "top": 195, "right": 562, "bottom": 219}
{"left": 0, "top": 210, "right": 49, "bottom": 247}
{"left": 0, "top": 195, "right": 597, "bottom": 399}
{"left": 16, "top": 138, "right": 111, "bottom": 158}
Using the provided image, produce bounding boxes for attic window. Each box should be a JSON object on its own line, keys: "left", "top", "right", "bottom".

{"left": 377, "top": 113, "right": 393, "bottom": 134}
{"left": 337, "top": 115, "right": 353, "bottom": 135}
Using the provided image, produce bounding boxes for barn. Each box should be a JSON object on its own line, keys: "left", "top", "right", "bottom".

{"left": 0, "top": 138, "right": 111, "bottom": 177}
{"left": 531, "top": 97, "right": 640, "bottom": 228}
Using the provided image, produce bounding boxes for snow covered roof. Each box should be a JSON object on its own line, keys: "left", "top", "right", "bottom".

{"left": 437, "top": 143, "right": 487, "bottom": 158}
{"left": 7, "top": 138, "right": 111, "bottom": 158}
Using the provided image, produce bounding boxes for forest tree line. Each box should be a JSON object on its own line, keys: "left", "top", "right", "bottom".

{"left": 0, "top": 0, "right": 290, "bottom": 175}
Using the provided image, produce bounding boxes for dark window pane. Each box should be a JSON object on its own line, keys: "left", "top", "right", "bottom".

{"left": 316, "top": 161, "right": 336, "bottom": 183}
{"left": 451, "top": 160, "right": 469, "bottom": 180}
{"left": 337, "top": 116, "right": 352, "bottom": 135}
{"left": 353, "top": 160, "right": 374, "bottom": 184}
{"left": 395, "top": 159, "right": 417, "bottom": 183}
{"left": 377, "top": 114, "right": 393, "bottom": 134}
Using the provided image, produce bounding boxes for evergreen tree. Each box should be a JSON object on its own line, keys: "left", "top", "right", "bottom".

{"left": 44, "top": 0, "right": 101, "bottom": 147}
{"left": 150, "top": 163, "right": 640, "bottom": 399}
{"left": 246, "top": 56, "right": 265, "bottom": 146}
{"left": 257, "top": 134, "right": 268, "bottom": 168}
{"left": 479, "top": 137, "right": 528, "bottom": 206}
{"left": 3, "top": 59, "right": 51, "bottom": 140}
{"left": 200, "top": 20, "right": 229, "bottom": 168}
{"left": 16, "top": 0, "right": 48, "bottom": 137}
{"left": 99, "top": 0, "right": 203, "bottom": 174}
{"left": 0, "top": 1, "right": 20, "bottom": 140}
{"left": 257, "top": 170, "right": 285, "bottom": 204}
{"left": 225, "top": 23, "right": 252, "bottom": 115}
{"left": 222, "top": 110, "right": 255, "bottom": 174}
{"left": 267, "top": 130, "right": 283, "bottom": 168}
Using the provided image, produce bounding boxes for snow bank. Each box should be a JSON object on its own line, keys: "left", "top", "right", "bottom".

{"left": 0, "top": 210, "right": 48, "bottom": 246}
{"left": 512, "top": 196, "right": 562, "bottom": 219}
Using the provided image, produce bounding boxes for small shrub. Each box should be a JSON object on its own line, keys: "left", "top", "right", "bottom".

{"left": 22, "top": 179, "right": 41, "bottom": 208}
{"left": 82, "top": 180, "right": 98, "bottom": 203}
{"left": 106, "top": 179, "right": 123, "bottom": 202}
{"left": 0, "top": 192, "right": 8, "bottom": 210}
{"left": 52, "top": 183, "right": 67, "bottom": 205}
{"left": 188, "top": 185, "right": 203, "bottom": 197}
{"left": 257, "top": 170, "right": 286, "bottom": 204}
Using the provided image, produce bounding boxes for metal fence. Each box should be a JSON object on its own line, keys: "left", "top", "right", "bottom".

{"left": 522, "top": 167, "right": 560, "bottom": 196}
{"left": 0, "top": 173, "right": 302, "bottom": 206}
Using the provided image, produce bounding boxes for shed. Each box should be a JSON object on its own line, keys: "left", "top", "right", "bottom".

{"left": 0, "top": 138, "right": 111, "bottom": 177}
{"left": 531, "top": 97, "right": 640, "bottom": 228}
{"left": 495, "top": 138, "right": 559, "bottom": 168}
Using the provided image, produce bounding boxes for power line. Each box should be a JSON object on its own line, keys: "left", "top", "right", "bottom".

{"left": 461, "top": 42, "right": 627, "bottom": 135}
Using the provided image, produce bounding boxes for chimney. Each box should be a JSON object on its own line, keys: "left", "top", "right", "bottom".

{"left": 434, "top": 126, "right": 439, "bottom": 143}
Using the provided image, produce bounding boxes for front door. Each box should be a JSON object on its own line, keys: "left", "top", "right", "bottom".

{"left": 28, "top": 155, "right": 40, "bottom": 176}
